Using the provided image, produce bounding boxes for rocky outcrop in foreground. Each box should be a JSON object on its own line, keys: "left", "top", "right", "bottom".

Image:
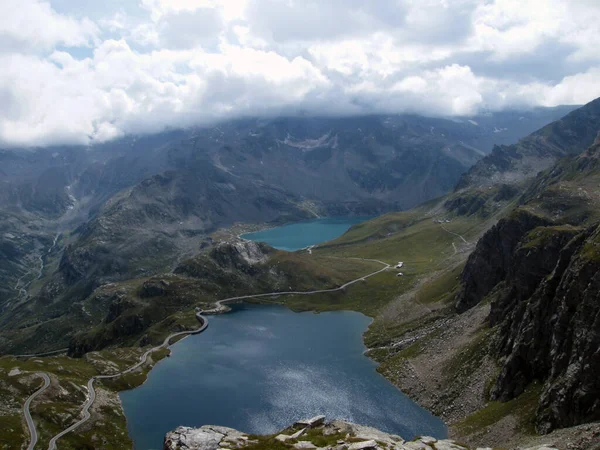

{"left": 163, "top": 417, "right": 558, "bottom": 450}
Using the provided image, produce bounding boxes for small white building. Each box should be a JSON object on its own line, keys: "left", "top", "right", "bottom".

{"left": 397, "top": 272, "right": 404, "bottom": 277}
{"left": 395, "top": 262, "right": 404, "bottom": 269}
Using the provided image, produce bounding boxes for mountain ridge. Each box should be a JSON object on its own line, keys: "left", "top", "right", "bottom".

{"left": 3, "top": 104, "right": 600, "bottom": 450}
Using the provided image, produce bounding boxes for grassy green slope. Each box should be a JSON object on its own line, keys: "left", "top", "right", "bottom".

{"left": 0, "top": 348, "right": 170, "bottom": 450}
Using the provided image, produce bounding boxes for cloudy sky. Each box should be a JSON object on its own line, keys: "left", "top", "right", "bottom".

{"left": 1, "top": 0, "right": 600, "bottom": 147}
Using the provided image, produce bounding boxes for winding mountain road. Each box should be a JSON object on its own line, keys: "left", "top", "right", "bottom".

{"left": 40, "top": 258, "right": 389, "bottom": 450}
{"left": 439, "top": 224, "right": 468, "bottom": 244}
{"left": 24, "top": 373, "right": 51, "bottom": 450}
{"left": 46, "top": 323, "right": 210, "bottom": 450}
{"left": 15, "top": 349, "right": 69, "bottom": 358}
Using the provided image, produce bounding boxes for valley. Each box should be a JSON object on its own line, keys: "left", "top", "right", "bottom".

{"left": 1, "top": 102, "right": 600, "bottom": 450}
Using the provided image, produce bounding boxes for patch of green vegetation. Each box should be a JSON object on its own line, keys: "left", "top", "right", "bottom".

{"left": 443, "top": 327, "right": 495, "bottom": 382}
{"left": 375, "top": 327, "right": 444, "bottom": 378}
{"left": 505, "top": 207, "right": 545, "bottom": 224}
{"left": 416, "top": 263, "right": 464, "bottom": 305}
{"left": 86, "top": 348, "right": 146, "bottom": 373}
{"left": 393, "top": 341, "right": 424, "bottom": 360}
{"left": 484, "top": 366, "right": 503, "bottom": 400}
{"left": 364, "top": 346, "right": 394, "bottom": 363}
{"left": 270, "top": 253, "right": 377, "bottom": 289}
{"left": 581, "top": 228, "right": 600, "bottom": 262}
{"left": 452, "top": 383, "right": 542, "bottom": 437}
{"left": 244, "top": 427, "right": 349, "bottom": 450}
{"left": 322, "top": 208, "right": 426, "bottom": 248}
{"left": 364, "top": 310, "right": 448, "bottom": 350}
{"left": 0, "top": 345, "right": 172, "bottom": 450}
{"left": 245, "top": 434, "right": 289, "bottom": 450}
{"left": 0, "top": 353, "right": 135, "bottom": 450}
{"left": 522, "top": 225, "right": 582, "bottom": 250}
{"left": 0, "top": 414, "right": 25, "bottom": 450}
{"left": 320, "top": 217, "right": 453, "bottom": 264}
{"left": 297, "top": 428, "right": 347, "bottom": 447}
{"left": 444, "top": 189, "right": 497, "bottom": 218}
{"left": 100, "top": 348, "right": 170, "bottom": 392}
{"left": 267, "top": 269, "right": 413, "bottom": 317}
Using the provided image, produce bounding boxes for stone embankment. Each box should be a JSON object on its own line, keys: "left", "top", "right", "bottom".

{"left": 163, "top": 417, "right": 559, "bottom": 450}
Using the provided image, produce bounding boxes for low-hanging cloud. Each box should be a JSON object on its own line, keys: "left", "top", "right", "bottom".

{"left": 1, "top": 0, "right": 600, "bottom": 147}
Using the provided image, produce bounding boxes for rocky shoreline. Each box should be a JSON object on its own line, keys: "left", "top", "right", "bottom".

{"left": 163, "top": 416, "right": 559, "bottom": 450}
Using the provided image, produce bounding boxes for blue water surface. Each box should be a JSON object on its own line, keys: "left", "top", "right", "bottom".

{"left": 120, "top": 304, "right": 447, "bottom": 450}
{"left": 241, "top": 217, "right": 371, "bottom": 251}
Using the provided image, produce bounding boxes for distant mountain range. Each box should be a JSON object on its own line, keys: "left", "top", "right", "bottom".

{"left": 2, "top": 96, "right": 600, "bottom": 449}
{"left": 0, "top": 105, "right": 578, "bottom": 352}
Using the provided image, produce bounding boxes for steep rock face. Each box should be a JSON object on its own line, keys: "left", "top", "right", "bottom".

{"left": 456, "top": 213, "right": 600, "bottom": 433}
{"left": 453, "top": 133, "right": 600, "bottom": 434}
{"left": 492, "top": 225, "right": 600, "bottom": 433}
{"left": 455, "top": 210, "right": 550, "bottom": 312}
{"left": 488, "top": 225, "right": 582, "bottom": 327}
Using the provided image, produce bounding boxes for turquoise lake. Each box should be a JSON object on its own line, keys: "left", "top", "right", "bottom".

{"left": 120, "top": 304, "right": 447, "bottom": 450}
{"left": 241, "top": 216, "right": 371, "bottom": 251}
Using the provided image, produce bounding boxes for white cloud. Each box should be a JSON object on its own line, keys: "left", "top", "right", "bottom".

{"left": 532, "top": 68, "right": 600, "bottom": 107}
{"left": 0, "top": 0, "right": 98, "bottom": 52}
{"left": 245, "top": 0, "right": 408, "bottom": 42}
{"left": 0, "top": 39, "right": 331, "bottom": 146}
{"left": 392, "top": 65, "right": 483, "bottom": 115}
{"left": 0, "top": 0, "right": 600, "bottom": 146}
{"left": 141, "top": 0, "right": 248, "bottom": 22}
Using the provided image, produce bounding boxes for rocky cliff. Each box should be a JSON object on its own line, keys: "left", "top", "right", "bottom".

{"left": 455, "top": 210, "right": 551, "bottom": 313}
{"left": 491, "top": 224, "right": 600, "bottom": 433}
{"left": 455, "top": 207, "right": 600, "bottom": 433}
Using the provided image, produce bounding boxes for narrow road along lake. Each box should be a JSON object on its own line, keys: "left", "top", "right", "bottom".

{"left": 241, "top": 216, "right": 371, "bottom": 251}
{"left": 120, "top": 304, "right": 447, "bottom": 450}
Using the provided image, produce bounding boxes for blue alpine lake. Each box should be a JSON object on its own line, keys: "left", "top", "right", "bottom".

{"left": 241, "top": 216, "right": 371, "bottom": 251}
{"left": 120, "top": 304, "right": 447, "bottom": 450}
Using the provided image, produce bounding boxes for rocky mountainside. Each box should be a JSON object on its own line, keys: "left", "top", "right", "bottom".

{"left": 456, "top": 98, "right": 600, "bottom": 190}
{"left": 0, "top": 108, "right": 575, "bottom": 223}
{"left": 0, "top": 131, "right": 189, "bottom": 305}
{"left": 454, "top": 137, "right": 600, "bottom": 434}
{"left": 163, "top": 416, "right": 558, "bottom": 450}
{"left": 199, "top": 110, "right": 576, "bottom": 211}
{"left": 440, "top": 98, "right": 600, "bottom": 234}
